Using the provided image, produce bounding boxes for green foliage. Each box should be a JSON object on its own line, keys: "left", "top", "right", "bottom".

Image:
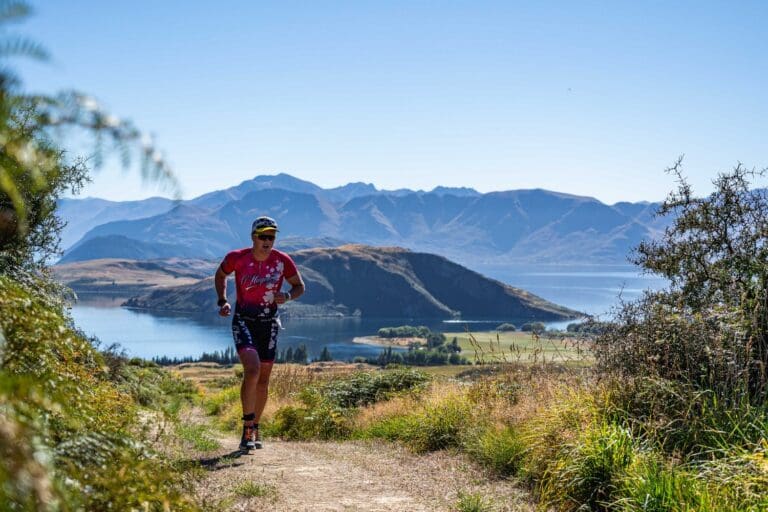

{"left": 267, "top": 369, "right": 430, "bottom": 440}
{"left": 114, "top": 358, "right": 198, "bottom": 410}
{"left": 153, "top": 346, "right": 240, "bottom": 366}
{"left": 0, "top": 277, "right": 199, "bottom": 510}
{"left": 540, "top": 422, "right": 637, "bottom": 511}
{"left": 599, "top": 162, "right": 768, "bottom": 403}
{"left": 266, "top": 389, "right": 353, "bottom": 440}
{"left": 363, "top": 393, "right": 474, "bottom": 453}
{"left": 175, "top": 423, "right": 221, "bottom": 452}
{"left": 317, "top": 345, "right": 333, "bottom": 362}
{"left": 615, "top": 454, "right": 709, "bottom": 512}
{"left": 54, "top": 432, "right": 197, "bottom": 511}
{"left": 464, "top": 426, "right": 525, "bottom": 477}
{"left": 406, "top": 397, "right": 473, "bottom": 452}
{"left": 566, "top": 320, "right": 610, "bottom": 335}
{"left": 496, "top": 323, "right": 516, "bottom": 332}
{"left": 604, "top": 378, "right": 768, "bottom": 457}
{"left": 276, "top": 343, "right": 309, "bottom": 364}
{"left": 204, "top": 385, "right": 241, "bottom": 416}
{"left": 377, "top": 325, "right": 432, "bottom": 338}
{"left": 520, "top": 322, "right": 545, "bottom": 333}
{"left": 455, "top": 491, "right": 494, "bottom": 512}
{"left": 320, "top": 368, "right": 430, "bottom": 408}
{"left": 370, "top": 345, "right": 468, "bottom": 366}
{"left": 595, "top": 296, "right": 752, "bottom": 403}
{"left": 233, "top": 481, "right": 277, "bottom": 499}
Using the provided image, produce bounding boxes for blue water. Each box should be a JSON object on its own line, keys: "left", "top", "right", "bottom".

{"left": 69, "top": 264, "right": 666, "bottom": 360}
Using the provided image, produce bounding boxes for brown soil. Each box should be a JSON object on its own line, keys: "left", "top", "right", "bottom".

{"left": 193, "top": 435, "right": 534, "bottom": 512}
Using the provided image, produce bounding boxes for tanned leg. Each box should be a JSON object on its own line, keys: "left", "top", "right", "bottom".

{"left": 253, "top": 362, "right": 273, "bottom": 423}
{"left": 238, "top": 348, "right": 261, "bottom": 426}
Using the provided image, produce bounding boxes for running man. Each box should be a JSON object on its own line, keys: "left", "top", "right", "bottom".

{"left": 214, "top": 216, "right": 305, "bottom": 451}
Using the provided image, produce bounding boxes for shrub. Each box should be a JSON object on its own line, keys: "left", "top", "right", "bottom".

{"left": 603, "top": 377, "right": 768, "bottom": 457}
{"left": 404, "top": 395, "right": 474, "bottom": 453}
{"left": 464, "top": 426, "right": 525, "bottom": 477}
{"left": 520, "top": 322, "right": 545, "bottom": 333}
{"left": 0, "top": 277, "right": 198, "bottom": 510}
{"left": 566, "top": 320, "right": 610, "bottom": 335}
{"left": 540, "top": 422, "right": 637, "bottom": 511}
{"left": 204, "top": 385, "right": 241, "bottom": 416}
{"left": 377, "top": 325, "right": 431, "bottom": 338}
{"left": 496, "top": 323, "right": 516, "bottom": 332}
{"left": 616, "top": 163, "right": 768, "bottom": 403}
{"left": 595, "top": 295, "right": 750, "bottom": 403}
{"left": 615, "top": 454, "right": 708, "bottom": 512}
{"left": 266, "top": 388, "right": 353, "bottom": 440}
{"left": 360, "top": 391, "right": 474, "bottom": 453}
{"left": 266, "top": 369, "right": 430, "bottom": 440}
{"left": 320, "top": 368, "right": 430, "bottom": 408}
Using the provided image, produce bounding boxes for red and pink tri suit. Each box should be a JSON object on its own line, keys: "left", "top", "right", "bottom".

{"left": 220, "top": 248, "right": 298, "bottom": 319}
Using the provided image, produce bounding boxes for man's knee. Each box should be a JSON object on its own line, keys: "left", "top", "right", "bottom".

{"left": 256, "top": 363, "right": 273, "bottom": 387}
{"left": 243, "top": 363, "right": 260, "bottom": 378}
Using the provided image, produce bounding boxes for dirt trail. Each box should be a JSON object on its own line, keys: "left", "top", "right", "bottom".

{"left": 193, "top": 434, "right": 535, "bottom": 512}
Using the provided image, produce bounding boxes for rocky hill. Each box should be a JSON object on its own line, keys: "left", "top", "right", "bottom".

{"left": 103, "top": 245, "right": 580, "bottom": 320}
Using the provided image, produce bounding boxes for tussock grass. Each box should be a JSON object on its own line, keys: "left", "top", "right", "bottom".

{"left": 175, "top": 423, "right": 221, "bottom": 452}
{"left": 539, "top": 421, "right": 637, "bottom": 511}
{"left": 232, "top": 481, "right": 278, "bottom": 499}
{"left": 463, "top": 426, "right": 525, "bottom": 477}
{"left": 455, "top": 491, "right": 495, "bottom": 512}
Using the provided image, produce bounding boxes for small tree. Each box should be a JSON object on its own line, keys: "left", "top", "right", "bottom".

{"left": 598, "top": 160, "right": 768, "bottom": 402}
{"left": 520, "top": 322, "right": 545, "bottom": 334}
{"left": 317, "top": 346, "right": 333, "bottom": 362}
{"left": 293, "top": 344, "right": 308, "bottom": 364}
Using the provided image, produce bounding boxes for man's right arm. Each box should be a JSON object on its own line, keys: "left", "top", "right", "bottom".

{"left": 215, "top": 265, "right": 231, "bottom": 316}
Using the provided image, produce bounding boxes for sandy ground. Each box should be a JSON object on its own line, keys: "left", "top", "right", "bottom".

{"left": 192, "top": 434, "right": 534, "bottom": 512}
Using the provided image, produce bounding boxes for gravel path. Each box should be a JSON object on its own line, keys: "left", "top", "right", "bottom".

{"left": 193, "top": 436, "right": 535, "bottom": 512}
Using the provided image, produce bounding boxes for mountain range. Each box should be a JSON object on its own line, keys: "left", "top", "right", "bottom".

{"left": 57, "top": 173, "right": 667, "bottom": 267}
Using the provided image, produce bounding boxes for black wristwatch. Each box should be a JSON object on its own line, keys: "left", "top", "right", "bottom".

{"left": 217, "top": 298, "right": 228, "bottom": 307}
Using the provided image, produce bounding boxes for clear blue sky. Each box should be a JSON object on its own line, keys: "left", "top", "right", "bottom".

{"left": 18, "top": 1, "right": 768, "bottom": 203}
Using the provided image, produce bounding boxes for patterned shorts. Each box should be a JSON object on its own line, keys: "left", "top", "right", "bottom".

{"left": 232, "top": 314, "right": 280, "bottom": 363}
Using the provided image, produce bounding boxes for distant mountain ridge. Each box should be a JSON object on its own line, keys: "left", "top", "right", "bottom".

{"left": 58, "top": 173, "right": 667, "bottom": 266}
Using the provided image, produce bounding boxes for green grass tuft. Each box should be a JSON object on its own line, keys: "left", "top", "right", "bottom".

{"left": 175, "top": 423, "right": 221, "bottom": 452}
{"left": 540, "top": 421, "right": 637, "bottom": 511}
{"left": 464, "top": 426, "right": 525, "bottom": 477}
{"left": 455, "top": 491, "right": 494, "bottom": 512}
{"left": 232, "top": 481, "right": 278, "bottom": 499}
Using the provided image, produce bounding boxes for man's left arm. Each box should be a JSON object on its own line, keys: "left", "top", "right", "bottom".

{"left": 276, "top": 273, "right": 305, "bottom": 304}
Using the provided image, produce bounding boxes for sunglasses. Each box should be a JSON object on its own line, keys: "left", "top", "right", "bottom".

{"left": 256, "top": 234, "right": 275, "bottom": 241}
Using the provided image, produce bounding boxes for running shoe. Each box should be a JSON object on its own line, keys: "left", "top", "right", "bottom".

{"left": 239, "top": 424, "right": 255, "bottom": 451}
{"left": 253, "top": 424, "right": 263, "bottom": 449}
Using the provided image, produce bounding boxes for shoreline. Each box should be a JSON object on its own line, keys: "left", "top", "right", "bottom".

{"left": 352, "top": 335, "right": 427, "bottom": 348}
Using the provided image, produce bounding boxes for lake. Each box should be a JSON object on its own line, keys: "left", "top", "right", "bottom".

{"left": 69, "top": 264, "right": 667, "bottom": 360}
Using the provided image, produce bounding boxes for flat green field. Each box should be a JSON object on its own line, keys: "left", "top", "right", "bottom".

{"left": 444, "top": 330, "right": 592, "bottom": 364}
